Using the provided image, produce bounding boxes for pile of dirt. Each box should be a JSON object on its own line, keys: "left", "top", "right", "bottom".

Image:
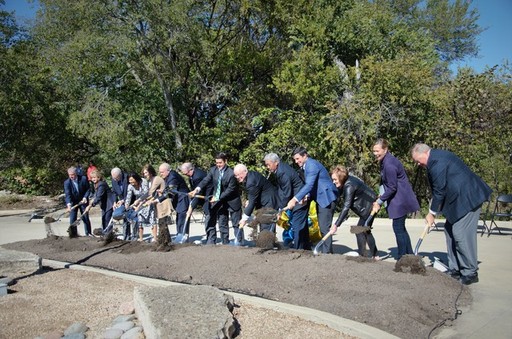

{"left": 2, "top": 236, "right": 471, "bottom": 338}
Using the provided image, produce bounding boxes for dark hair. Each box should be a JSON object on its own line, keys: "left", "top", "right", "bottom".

{"left": 215, "top": 152, "right": 228, "bottom": 162}
{"left": 142, "top": 164, "right": 157, "bottom": 177}
{"left": 292, "top": 146, "right": 308, "bottom": 157}
{"left": 374, "top": 138, "right": 389, "bottom": 150}
{"left": 128, "top": 172, "right": 142, "bottom": 184}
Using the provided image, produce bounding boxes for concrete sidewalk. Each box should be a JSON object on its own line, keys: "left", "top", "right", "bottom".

{"left": 1, "top": 210, "right": 511, "bottom": 338}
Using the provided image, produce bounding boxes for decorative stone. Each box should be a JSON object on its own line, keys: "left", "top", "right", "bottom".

{"left": 112, "top": 321, "right": 135, "bottom": 332}
{"left": 113, "top": 314, "right": 136, "bottom": 323}
{"left": 103, "top": 328, "right": 124, "bottom": 339}
{"left": 63, "top": 322, "right": 89, "bottom": 336}
{"left": 120, "top": 327, "right": 143, "bottom": 339}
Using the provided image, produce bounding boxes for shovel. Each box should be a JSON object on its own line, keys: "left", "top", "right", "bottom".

{"left": 175, "top": 203, "right": 193, "bottom": 244}
{"left": 414, "top": 223, "right": 433, "bottom": 255}
{"left": 350, "top": 211, "right": 376, "bottom": 234}
{"left": 313, "top": 230, "right": 334, "bottom": 255}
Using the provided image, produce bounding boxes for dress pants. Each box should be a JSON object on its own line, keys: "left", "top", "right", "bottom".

{"left": 317, "top": 201, "right": 336, "bottom": 254}
{"left": 444, "top": 206, "right": 480, "bottom": 276}
{"left": 69, "top": 204, "right": 92, "bottom": 235}
{"left": 290, "top": 204, "right": 310, "bottom": 250}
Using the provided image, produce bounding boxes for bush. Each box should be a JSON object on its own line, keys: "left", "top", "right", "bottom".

{"left": 0, "top": 167, "right": 63, "bottom": 195}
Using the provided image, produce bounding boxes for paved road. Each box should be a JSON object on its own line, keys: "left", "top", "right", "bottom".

{"left": 1, "top": 209, "right": 511, "bottom": 338}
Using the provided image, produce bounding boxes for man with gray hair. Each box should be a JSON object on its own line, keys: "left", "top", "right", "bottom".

{"left": 111, "top": 167, "right": 132, "bottom": 239}
{"left": 234, "top": 164, "right": 278, "bottom": 234}
{"left": 64, "top": 166, "right": 92, "bottom": 237}
{"left": 264, "top": 153, "right": 311, "bottom": 249}
{"left": 411, "top": 143, "right": 492, "bottom": 285}
{"left": 180, "top": 162, "right": 211, "bottom": 230}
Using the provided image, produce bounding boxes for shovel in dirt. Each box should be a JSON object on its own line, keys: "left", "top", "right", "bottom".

{"left": 175, "top": 202, "right": 193, "bottom": 244}
{"left": 313, "top": 230, "right": 334, "bottom": 255}
{"left": 350, "top": 211, "right": 376, "bottom": 234}
{"left": 414, "top": 222, "right": 434, "bottom": 255}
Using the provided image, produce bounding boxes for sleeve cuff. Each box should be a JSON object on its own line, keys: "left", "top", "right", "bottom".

{"left": 242, "top": 214, "right": 251, "bottom": 221}
{"left": 377, "top": 198, "right": 384, "bottom": 205}
{"left": 429, "top": 209, "right": 437, "bottom": 216}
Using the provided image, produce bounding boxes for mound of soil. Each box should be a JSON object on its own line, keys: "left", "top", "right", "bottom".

{"left": 3, "top": 236, "right": 471, "bottom": 338}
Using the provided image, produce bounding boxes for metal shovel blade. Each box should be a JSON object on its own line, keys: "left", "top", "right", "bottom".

{"left": 175, "top": 233, "right": 188, "bottom": 244}
{"left": 313, "top": 231, "right": 334, "bottom": 255}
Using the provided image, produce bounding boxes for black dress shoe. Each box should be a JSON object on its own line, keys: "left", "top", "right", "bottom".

{"left": 460, "top": 273, "right": 479, "bottom": 285}
{"left": 445, "top": 269, "right": 461, "bottom": 279}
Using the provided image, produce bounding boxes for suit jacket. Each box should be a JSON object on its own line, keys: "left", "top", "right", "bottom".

{"left": 198, "top": 165, "right": 242, "bottom": 211}
{"left": 91, "top": 180, "right": 115, "bottom": 211}
{"left": 274, "top": 162, "right": 305, "bottom": 211}
{"left": 242, "top": 171, "right": 278, "bottom": 216}
{"left": 64, "top": 175, "right": 90, "bottom": 206}
{"left": 294, "top": 157, "right": 338, "bottom": 208}
{"left": 334, "top": 176, "right": 377, "bottom": 226}
{"left": 427, "top": 149, "right": 492, "bottom": 223}
{"left": 159, "top": 170, "right": 190, "bottom": 213}
{"left": 379, "top": 152, "right": 419, "bottom": 219}
{"left": 111, "top": 171, "right": 130, "bottom": 204}
{"left": 189, "top": 167, "right": 211, "bottom": 210}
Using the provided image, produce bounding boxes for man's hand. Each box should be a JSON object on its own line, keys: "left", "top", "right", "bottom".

{"left": 372, "top": 201, "right": 381, "bottom": 214}
{"left": 286, "top": 198, "right": 297, "bottom": 211}
{"left": 80, "top": 198, "right": 87, "bottom": 205}
{"left": 239, "top": 220, "right": 246, "bottom": 228}
{"left": 330, "top": 223, "right": 338, "bottom": 234}
{"left": 426, "top": 213, "right": 435, "bottom": 229}
{"left": 66, "top": 204, "right": 71, "bottom": 212}
{"left": 189, "top": 187, "right": 200, "bottom": 198}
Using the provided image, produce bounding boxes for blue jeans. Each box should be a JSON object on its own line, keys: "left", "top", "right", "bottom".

{"left": 392, "top": 215, "right": 413, "bottom": 258}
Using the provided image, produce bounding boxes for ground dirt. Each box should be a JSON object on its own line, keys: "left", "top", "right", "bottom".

{"left": 0, "top": 194, "right": 472, "bottom": 338}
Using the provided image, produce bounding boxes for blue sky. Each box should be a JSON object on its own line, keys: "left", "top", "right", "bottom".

{"left": 3, "top": 0, "right": 511, "bottom": 73}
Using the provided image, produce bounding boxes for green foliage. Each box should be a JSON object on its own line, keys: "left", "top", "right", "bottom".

{"left": 0, "top": 167, "right": 61, "bottom": 195}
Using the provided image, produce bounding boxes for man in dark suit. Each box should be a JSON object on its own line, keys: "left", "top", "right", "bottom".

{"left": 286, "top": 147, "right": 338, "bottom": 253}
{"left": 264, "top": 153, "right": 311, "bottom": 249}
{"left": 111, "top": 167, "right": 131, "bottom": 240}
{"left": 411, "top": 143, "right": 492, "bottom": 285}
{"left": 234, "top": 164, "right": 278, "bottom": 234}
{"left": 180, "top": 162, "right": 212, "bottom": 234}
{"left": 190, "top": 152, "right": 242, "bottom": 245}
{"left": 64, "top": 166, "right": 92, "bottom": 236}
{"left": 158, "top": 163, "right": 190, "bottom": 236}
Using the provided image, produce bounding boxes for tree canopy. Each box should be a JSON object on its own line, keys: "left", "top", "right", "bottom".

{"left": 1, "top": 0, "right": 510, "bottom": 207}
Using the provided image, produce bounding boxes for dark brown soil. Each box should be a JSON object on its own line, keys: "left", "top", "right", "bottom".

{"left": 3, "top": 236, "right": 471, "bottom": 338}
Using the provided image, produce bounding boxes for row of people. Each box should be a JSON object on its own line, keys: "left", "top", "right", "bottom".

{"left": 64, "top": 140, "right": 491, "bottom": 284}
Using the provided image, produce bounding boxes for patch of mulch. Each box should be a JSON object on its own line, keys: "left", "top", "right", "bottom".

{"left": 2, "top": 236, "right": 471, "bottom": 338}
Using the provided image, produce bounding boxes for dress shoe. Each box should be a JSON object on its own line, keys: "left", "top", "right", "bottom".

{"left": 444, "top": 269, "right": 461, "bottom": 279}
{"left": 460, "top": 273, "right": 479, "bottom": 285}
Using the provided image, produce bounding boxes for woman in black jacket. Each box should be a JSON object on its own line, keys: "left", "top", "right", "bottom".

{"left": 85, "top": 169, "right": 114, "bottom": 234}
{"left": 330, "top": 165, "right": 379, "bottom": 259}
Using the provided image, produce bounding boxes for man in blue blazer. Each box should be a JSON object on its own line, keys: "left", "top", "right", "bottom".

{"left": 286, "top": 147, "right": 338, "bottom": 253}
{"left": 191, "top": 152, "right": 242, "bottom": 245}
{"left": 64, "top": 166, "right": 92, "bottom": 236}
{"left": 158, "top": 163, "right": 190, "bottom": 237}
{"left": 411, "top": 143, "right": 492, "bottom": 285}
{"left": 234, "top": 164, "right": 279, "bottom": 233}
{"left": 265, "top": 153, "right": 311, "bottom": 250}
{"left": 111, "top": 167, "right": 131, "bottom": 239}
{"left": 180, "top": 162, "right": 212, "bottom": 235}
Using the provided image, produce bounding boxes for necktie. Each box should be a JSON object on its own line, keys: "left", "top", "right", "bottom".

{"left": 73, "top": 180, "right": 79, "bottom": 194}
{"left": 215, "top": 170, "right": 224, "bottom": 200}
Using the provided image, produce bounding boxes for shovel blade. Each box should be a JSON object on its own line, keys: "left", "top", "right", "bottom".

{"left": 414, "top": 238, "right": 423, "bottom": 255}
{"left": 313, "top": 239, "right": 325, "bottom": 255}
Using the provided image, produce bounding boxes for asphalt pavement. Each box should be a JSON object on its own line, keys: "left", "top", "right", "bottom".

{"left": 1, "top": 209, "right": 511, "bottom": 338}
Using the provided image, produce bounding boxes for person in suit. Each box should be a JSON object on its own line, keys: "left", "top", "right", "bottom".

{"left": 111, "top": 167, "right": 131, "bottom": 240}
{"left": 411, "top": 143, "right": 492, "bottom": 285}
{"left": 264, "top": 153, "right": 311, "bottom": 250}
{"left": 158, "top": 163, "right": 190, "bottom": 237}
{"left": 372, "top": 138, "right": 419, "bottom": 259}
{"left": 190, "top": 152, "right": 242, "bottom": 245}
{"left": 286, "top": 147, "right": 338, "bottom": 254}
{"left": 180, "top": 162, "right": 212, "bottom": 235}
{"left": 85, "top": 169, "right": 115, "bottom": 234}
{"left": 234, "top": 164, "right": 279, "bottom": 235}
{"left": 331, "top": 165, "right": 379, "bottom": 259}
{"left": 64, "top": 166, "right": 92, "bottom": 236}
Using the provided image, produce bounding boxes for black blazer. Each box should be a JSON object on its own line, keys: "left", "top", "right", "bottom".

{"left": 334, "top": 176, "right": 377, "bottom": 227}
{"left": 189, "top": 167, "right": 211, "bottom": 209}
{"left": 111, "top": 171, "right": 130, "bottom": 203}
{"left": 64, "top": 175, "right": 90, "bottom": 205}
{"left": 274, "top": 162, "right": 305, "bottom": 210}
{"left": 198, "top": 165, "right": 242, "bottom": 211}
{"left": 243, "top": 171, "right": 278, "bottom": 216}
{"left": 159, "top": 170, "right": 190, "bottom": 213}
